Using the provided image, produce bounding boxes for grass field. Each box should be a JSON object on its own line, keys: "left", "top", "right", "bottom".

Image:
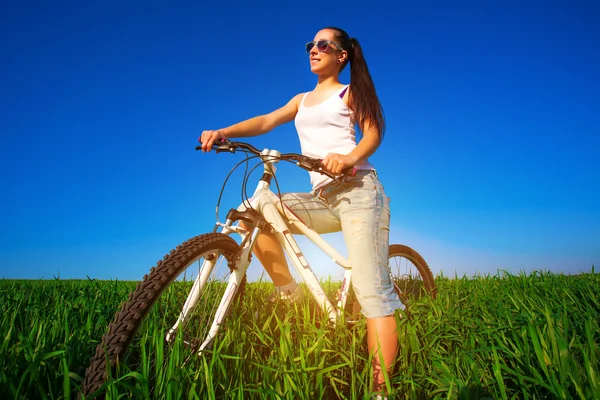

{"left": 1, "top": 269, "right": 598, "bottom": 399}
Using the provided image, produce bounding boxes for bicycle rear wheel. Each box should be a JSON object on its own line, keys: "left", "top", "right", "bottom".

{"left": 388, "top": 244, "right": 437, "bottom": 303}
{"left": 81, "top": 233, "right": 244, "bottom": 398}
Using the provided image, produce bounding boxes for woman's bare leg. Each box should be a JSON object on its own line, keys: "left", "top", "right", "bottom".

{"left": 252, "top": 229, "right": 293, "bottom": 286}
{"left": 367, "top": 315, "right": 399, "bottom": 393}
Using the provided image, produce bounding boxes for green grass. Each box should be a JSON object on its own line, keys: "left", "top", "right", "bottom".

{"left": 0, "top": 269, "right": 598, "bottom": 399}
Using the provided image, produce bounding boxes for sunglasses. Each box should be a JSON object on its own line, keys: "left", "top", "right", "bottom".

{"left": 305, "top": 39, "right": 343, "bottom": 54}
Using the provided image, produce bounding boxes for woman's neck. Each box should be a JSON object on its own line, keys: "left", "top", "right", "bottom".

{"left": 314, "top": 75, "right": 341, "bottom": 91}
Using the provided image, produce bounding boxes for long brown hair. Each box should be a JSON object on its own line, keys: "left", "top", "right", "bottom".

{"left": 324, "top": 27, "right": 385, "bottom": 139}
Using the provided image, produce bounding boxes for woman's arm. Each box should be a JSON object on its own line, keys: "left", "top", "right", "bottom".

{"left": 348, "top": 119, "right": 381, "bottom": 162}
{"left": 322, "top": 87, "right": 382, "bottom": 174}
{"left": 199, "top": 93, "right": 303, "bottom": 152}
{"left": 321, "top": 119, "right": 381, "bottom": 174}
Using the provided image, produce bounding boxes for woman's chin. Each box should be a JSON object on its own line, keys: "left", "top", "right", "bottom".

{"left": 310, "top": 64, "right": 331, "bottom": 76}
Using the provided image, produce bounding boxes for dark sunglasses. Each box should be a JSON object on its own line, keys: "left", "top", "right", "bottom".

{"left": 305, "top": 39, "right": 343, "bottom": 54}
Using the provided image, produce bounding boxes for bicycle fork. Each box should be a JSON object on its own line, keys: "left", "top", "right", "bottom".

{"left": 165, "top": 223, "right": 256, "bottom": 353}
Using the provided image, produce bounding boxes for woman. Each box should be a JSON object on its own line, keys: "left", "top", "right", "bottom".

{"left": 200, "top": 26, "right": 403, "bottom": 395}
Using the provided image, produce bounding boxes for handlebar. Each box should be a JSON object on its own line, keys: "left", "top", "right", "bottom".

{"left": 196, "top": 139, "right": 356, "bottom": 179}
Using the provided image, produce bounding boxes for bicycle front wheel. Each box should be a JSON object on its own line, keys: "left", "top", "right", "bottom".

{"left": 82, "top": 232, "right": 244, "bottom": 398}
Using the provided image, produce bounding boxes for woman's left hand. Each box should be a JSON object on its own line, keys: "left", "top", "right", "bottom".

{"left": 322, "top": 153, "right": 359, "bottom": 175}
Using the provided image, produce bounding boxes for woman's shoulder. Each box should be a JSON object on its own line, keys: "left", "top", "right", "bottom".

{"left": 289, "top": 92, "right": 309, "bottom": 109}
{"left": 339, "top": 84, "right": 351, "bottom": 108}
{"left": 294, "top": 92, "right": 309, "bottom": 100}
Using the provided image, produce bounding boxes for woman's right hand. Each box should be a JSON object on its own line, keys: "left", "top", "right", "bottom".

{"left": 199, "top": 129, "right": 227, "bottom": 153}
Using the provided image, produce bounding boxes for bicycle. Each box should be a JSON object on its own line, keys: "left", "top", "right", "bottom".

{"left": 81, "top": 139, "right": 436, "bottom": 397}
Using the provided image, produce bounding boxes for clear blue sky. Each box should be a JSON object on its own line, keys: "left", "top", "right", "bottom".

{"left": 1, "top": 1, "right": 598, "bottom": 281}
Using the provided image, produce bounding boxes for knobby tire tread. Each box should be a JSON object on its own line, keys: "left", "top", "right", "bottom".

{"left": 81, "top": 233, "right": 239, "bottom": 398}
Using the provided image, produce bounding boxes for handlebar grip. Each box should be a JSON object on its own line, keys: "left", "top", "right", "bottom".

{"left": 316, "top": 160, "right": 356, "bottom": 177}
{"left": 196, "top": 138, "right": 230, "bottom": 151}
{"left": 343, "top": 167, "right": 357, "bottom": 177}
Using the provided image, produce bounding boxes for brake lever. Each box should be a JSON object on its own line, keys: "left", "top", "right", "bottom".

{"left": 214, "top": 144, "right": 235, "bottom": 154}
{"left": 293, "top": 157, "right": 316, "bottom": 172}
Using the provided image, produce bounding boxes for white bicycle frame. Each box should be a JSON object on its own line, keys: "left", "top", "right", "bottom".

{"left": 167, "top": 148, "right": 354, "bottom": 352}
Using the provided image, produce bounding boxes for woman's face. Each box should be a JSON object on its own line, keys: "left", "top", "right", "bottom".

{"left": 307, "top": 29, "right": 347, "bottom": 76}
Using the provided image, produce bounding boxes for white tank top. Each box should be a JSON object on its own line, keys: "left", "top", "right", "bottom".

{"left": 294, "top": 85, "right": 375, "bottom": 190}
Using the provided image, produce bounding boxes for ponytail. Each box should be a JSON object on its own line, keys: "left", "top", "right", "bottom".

{"left": 324, "top": 27, "right": 385, "bottom": 139}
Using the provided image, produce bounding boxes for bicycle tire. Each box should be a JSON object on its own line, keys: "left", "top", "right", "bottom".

{"left": 351, "top": 244, "right": 436, "bottom": 316}
{"left": 81, "top": 232, "right": 244, "bottom": 398}
{"left": 388, "top": 244, "right": 437, "bottom": 301}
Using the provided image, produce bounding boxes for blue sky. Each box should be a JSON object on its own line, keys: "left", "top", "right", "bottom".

{"left": 1, "top": 1, "right": 598, "bottom": 281}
